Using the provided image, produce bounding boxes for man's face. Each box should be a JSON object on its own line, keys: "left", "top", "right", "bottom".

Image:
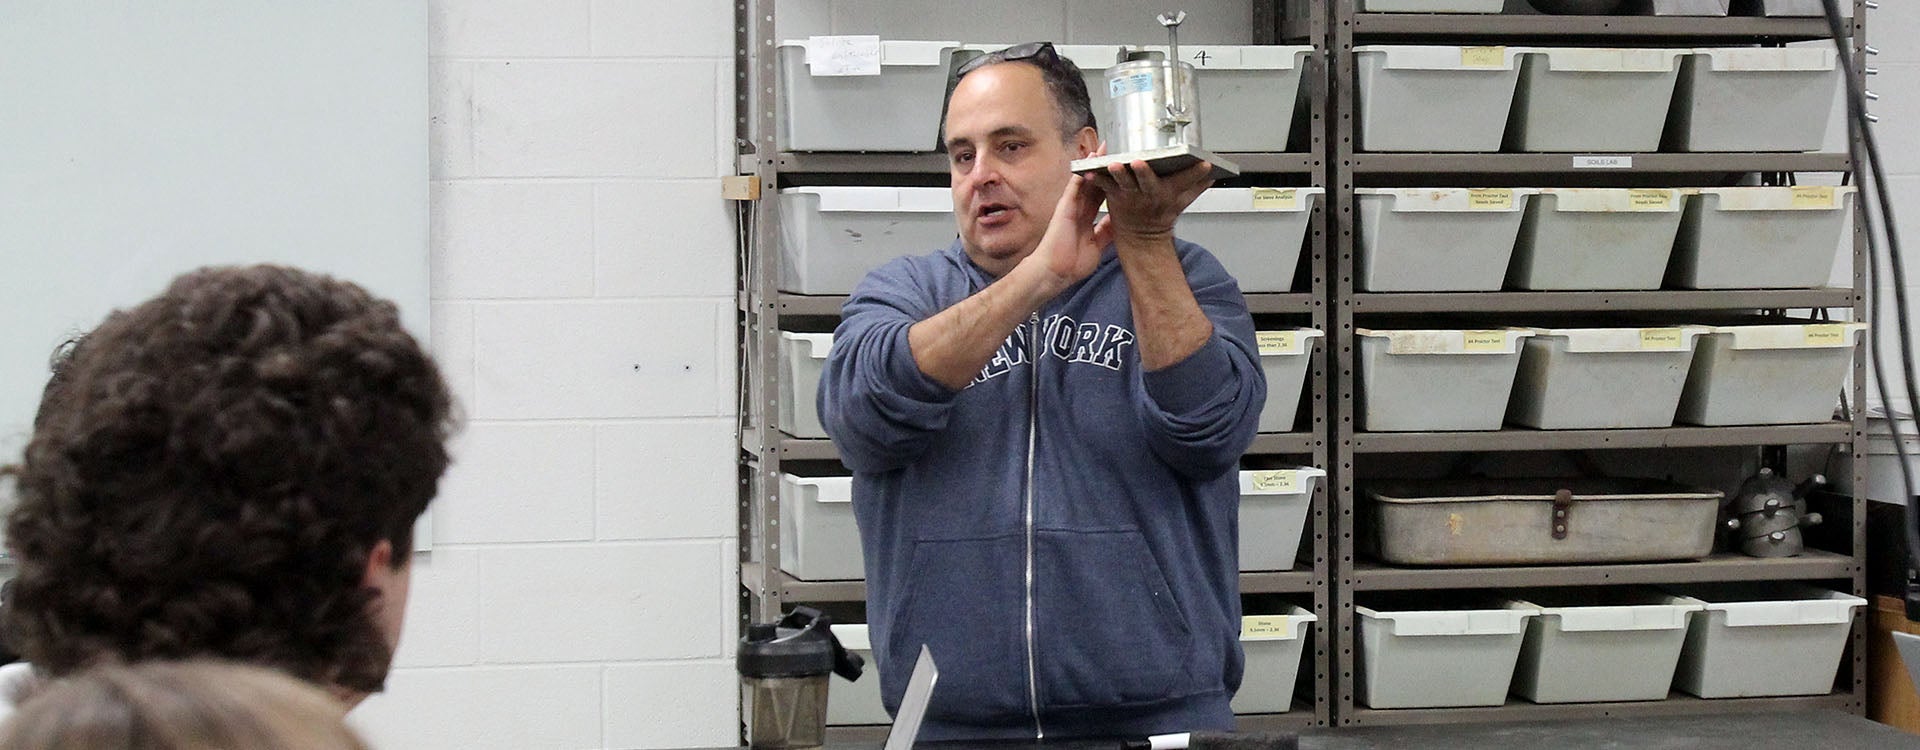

{"left": 944, "top": 62, "right": 1096, "bottom": 278}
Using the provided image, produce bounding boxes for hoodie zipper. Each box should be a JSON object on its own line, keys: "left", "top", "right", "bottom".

{"left": 1022, "top": 312, "right": 1043, "bottom": 740}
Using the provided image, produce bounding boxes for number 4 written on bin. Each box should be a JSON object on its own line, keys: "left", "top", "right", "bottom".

{"left": 1191, "top": 50, "right": 1210, "bottom": 66}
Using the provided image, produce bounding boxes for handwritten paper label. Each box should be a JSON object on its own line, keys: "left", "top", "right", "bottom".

{"left": 1461, "top": 46, "right": 1506, "bottom": 68}
{"left": 1628, "top": 190, "right": 1674, "bottom": 211}
{"left": 1242, "top": 616, "right": 1293, "bottom": 639}
{"left": 1462, "top": 330, "right": 1510, "bottom": 352}
{"left": 1468, "top": 189, "right": 1514, "bottom": 210}
{"left": 805, "top": 36, "right": 881, "bottom": 76}
{"left": 1252, "top": 187, "right": 1300, "bottom": 210}
{"left": 1803, "top": 324, "right": 1850, "bottom": 347}
{"left": 1791, "top": 186, "right": 1839, "bottom": 210}
{"left": 1639, "top": 328, "right": 1685, "bottom": 350}
{"left": 1257, "top": 331, "right": 1300, "bottom": 355}
{"left": 1251, "top": 471, "right": 1301, "bottom": 494}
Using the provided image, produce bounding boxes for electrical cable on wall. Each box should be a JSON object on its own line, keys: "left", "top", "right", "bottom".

{"left": 1820, "top": 0, "right": 1920, "bottom": 618}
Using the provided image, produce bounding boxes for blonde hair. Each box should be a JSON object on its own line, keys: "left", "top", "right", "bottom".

{"left": 0, "top": 660, "right": 370, "bottom": 750}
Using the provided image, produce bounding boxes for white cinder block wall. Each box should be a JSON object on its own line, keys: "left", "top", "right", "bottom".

{"left": 349, "top": 1, "right": 741, "bottom": 748}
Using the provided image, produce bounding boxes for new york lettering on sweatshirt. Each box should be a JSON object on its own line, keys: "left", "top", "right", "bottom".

{"left": 972, "top": 313, "right": 1138, "bottom": 385}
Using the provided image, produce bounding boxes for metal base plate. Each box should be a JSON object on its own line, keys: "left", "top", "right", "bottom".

{"left": 1070, "top": 144, "right": 1240, "bottom": 181}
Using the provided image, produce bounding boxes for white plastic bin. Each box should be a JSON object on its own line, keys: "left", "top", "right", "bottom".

{"left": 1664, "top": 583, "right": 1865, "bottom": 698}
{"left": 1257, "top": 328, "right": 1323, "bottom": 433}
{"left": 1357, "top": 328, "right": 1535, "bottom": 432}
{"left": 1137, "top": 45, "right": 1314, "bottom": 152}
{"left": 1182, "top": 188, "right": 1322, "bottom": 294}
{"left": 1508, "top": 326, "right": 1709, "bottom": 430}
{"left": 1506, "top": 589, "right": 1702, "bottom": 704}
{"left": 1356, "top": 188, "right": 1535, "bottom": 292}
{"left": 1357, "top": 597, "right": 1537, "bottom": 709}
{"left": 1669, "top": 186, "right": 1856, "bottom": 290}
{"left": 1509, "top": 48, "right": 1685, "bottom": 153}
{"left": 1361, "top": 0, "right": 1502, "bottom": 10}
{"left": 968, "top": 44, "right": 1119, "bottom": 137}
{"left": 1679, "top": 322, "right": 1866, "bottom": 426}
{"left": 778, "top": 474, "right": 862, "bottom": 581}
{"left": 1234, "top": 606, "right": 1317, "bottom": 714}
{"left": 1509, "top": 188, "right": 1686, "bottom": 291}
{"left": 777, "top": 39, "right": 964, "bottom": 152}
{"left": 779, "top": 332, "right": 832, "bottom": 438}
{"left": 1355, "top": 46, "right": 1524, "bottom": 152}
{"left": 778, "top": 187, "right": 957, "bottom": 295}
{"left": 1667, "top": 47, "right": 1840, "bottom": 152}
{"left": 1239, "top": 467, "right": 1324, "bottom": 572}
{"left": 826, "top": 624, "right": 889, "bottom": 725}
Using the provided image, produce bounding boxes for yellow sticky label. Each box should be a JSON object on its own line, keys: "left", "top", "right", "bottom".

{"left": 1628, "top": 189, "right": 1674, "bottom": 211}
{"left": 1640, "top": 328, "right": 1685, "bottom": 350}
{"left": 1257, "top": 331, "right": 1299, "bottom": 355}
{"left": 1252, "top": 187, "right": 1299, "bottom": 210}
{"left": 1803, "top": 324, "right": 1850, "bottom": 347}
{"left": 1791, "top": 186, "right": 1839, "bottom": 210}
{"left": 1468, "top": 188, "right": 1514, "bottom": 210}
{"left": 1447, "top": 513, "right": 1464, "bottom": 536}
{"left": 1461, "top": 46, "right": 1506, "bottom": 68}
{"left": 1462, "top": 330, "right": 1509, "bottom": 352}
{"left": 1242, "top": 616, "right": 1292, "bottom": 639}
{"left": 1251, "top": 470, "right": 1302, "bottom": 494}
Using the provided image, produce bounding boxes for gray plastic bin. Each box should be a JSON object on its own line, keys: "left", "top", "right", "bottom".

{"left": 1356, "top": 188, "right": 1535, "bottom": 292}
{"left": 1664, "top": 583, "right": 1865, "bottom": 699}
{"left": 778, "top": 187, "right": 956, "bottom": 295}
{"left": 777, "top": 39, "right": 964, "bottom": 152}
{"left": 779, "top": 332, "right": 832, "bottom": 439}
{"left": 1357, "top": 597, "right": 1537, "bottom": 709}
{"left": 1509, "top": 48, "right": 1685, "bottom": 153}
{"left": 1135, "top": 45, "right": 1314, "bottom": 152}
{"left": 1506, "top": 589, "right": 1702, "bottom": 704}
{"left": 1667, "top": 48, "right": 1840, "bottom": 152}
{"left": 1508, "top": 326, "right": 1709, "bottom": 430}
{"left": 1679, "top": 322, "right": 1865, "bottom": 426}
{"left": 1357, "top": 328, "right": 1534, "bottom": 432}
{"left": 1668, "top": 186, "right": 1855, "bottom": 290}
{"left": 1180, "top": 188, "right": 1322, "bottom": 294}
{"left": 778, "top": 474, "right": 862, "bottom": 581}
{"left": 1356, "top": 46, "right": 1523, "bottom": 152}
{"left": 1234, "top": 606, "right": 1317, "bottom": 714}
{"left": 1509, "top": 188, "right": 1685, "bottom": 291}
{"left": 1257, "top": 329, "right": 1322, "bottom": 433}
{"left": 1239, "top": 468, "right": 1324, "bottom": 572}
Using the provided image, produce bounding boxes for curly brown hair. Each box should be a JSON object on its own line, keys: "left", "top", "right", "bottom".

{"left": 1, "top": 265, "right": 453, "bottom": 695}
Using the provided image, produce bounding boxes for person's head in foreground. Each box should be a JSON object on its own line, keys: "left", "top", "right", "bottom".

{"left": 1, "top": 264, "right": 454, "bottom": 706}
{"left": 0, "top": 660, "right": 370, "bottom": 750}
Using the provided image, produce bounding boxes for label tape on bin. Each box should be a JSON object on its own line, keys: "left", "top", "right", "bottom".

{"left": 1242, "top": 615, "right": 1294, "bottom": 640}
{"left": 1250, "top": 470, "right": 1303, "bottom": 494}
{"left": 1257, "top": 331, "right": 1301, "bottom": 355}
{"left": 1639, "top": 328, "right": 1687, "bottom": 350}
{"left": 1252, "top": 188, "right": 1300, "bottom": 210}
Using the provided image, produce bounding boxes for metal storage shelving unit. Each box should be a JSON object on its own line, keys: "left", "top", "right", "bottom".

{"left": 1309, "top": 0, "right": 1873, "bottom": 727}
{"left": 735, "top": 0, "right": 1339, "bottom": 732}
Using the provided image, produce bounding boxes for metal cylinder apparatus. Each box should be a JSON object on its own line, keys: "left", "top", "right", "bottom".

{"left": 1104, "top": 54, "right": 1201, "bottom": 154}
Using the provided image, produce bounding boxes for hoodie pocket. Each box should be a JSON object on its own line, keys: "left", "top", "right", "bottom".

{"left": 885, "top": 533, "right": 1030, "bottom": 724}
{"left": 1033, "top": 527, "right": 1195, "bottom": 707}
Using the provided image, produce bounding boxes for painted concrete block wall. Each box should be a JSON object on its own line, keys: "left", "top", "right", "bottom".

{"left": 348, "top": 1, "right": 740, "bottom": 748}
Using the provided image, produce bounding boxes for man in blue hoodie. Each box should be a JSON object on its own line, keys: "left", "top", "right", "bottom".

{"left": 817, "top": 42, "right": 1265, "bottom": 740}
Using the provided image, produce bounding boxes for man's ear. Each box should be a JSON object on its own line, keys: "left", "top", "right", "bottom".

{"left": 1074, "top": 126, "right": 1100, "bottom": 159}
{"left": 362, "top": 539, "right": 396, "bottom": 586}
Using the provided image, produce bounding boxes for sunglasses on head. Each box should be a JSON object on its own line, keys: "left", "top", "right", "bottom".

{"left": 953, "top": 41, "right": 1061, "bottom": 80}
